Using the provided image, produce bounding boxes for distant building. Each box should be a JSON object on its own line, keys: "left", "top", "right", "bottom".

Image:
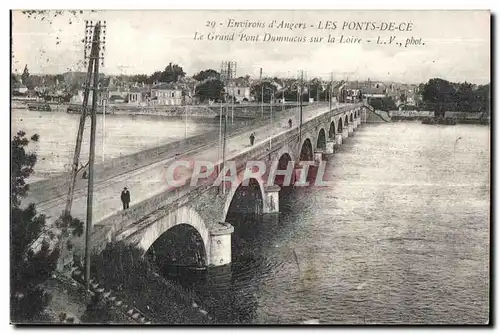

{"left": 151, "top": 82, "right": 183, "bottom": 105}
{"left": 338, "top": 82, "right": 363, "bottom": 103}
{"left": 359, "top": 82, "right": 387, "bottom": 99}
{"left": 12, "top": 82, "right": 28, "bottom": 95}
{"left": 127, "top": 87, "right": 150, "bottom": 105}
{"left": 227, "top": 77, "right": 252, "bottom": 102}
{"left": 107, "top": 87, "right": 129, "bottom": 100}
{"left": 71, "top": 89, "right": 105, "bottom": 105}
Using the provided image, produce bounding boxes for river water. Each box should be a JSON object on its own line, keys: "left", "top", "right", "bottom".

{"left": 181, "top": 121, "right": 490, "bottom": 324}
{"left": 12, "top": 110, "right": 490, "bottom": 324}
{"left": 11, "top": 109, "right": 219, "bottom": 181}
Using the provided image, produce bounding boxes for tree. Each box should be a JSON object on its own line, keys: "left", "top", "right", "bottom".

{"left": 475, "top": 84, "right": 490, "bottom": 114}
{"left": 159, "top": 63, "right": 185, "bottom": 83}
{"left": 148, "top": 71, "right": 163, "bottom": 85}
{"left": 306, "top": 78, "right": 325, "bottom": 101}
{"left": 421, "top": 78, "right": 456, "bottom": 105}
{"left": 195, "top": 79, "right": 225, "bottom": 102}
{"left": 11, "top": 73, "right": 18, "bottom": 87}
{"left": 11, "top": 131, "right": 83, "bottom": 323}
{"left": 251, "top": 81, "right": 277, "bottom": 103}
{"left": 130, "top": 74, "right": 149, "bottom": 84}
{"left": 11, "top": 131, "right": 53, "bottom": 322}
{"left": 193, "top": 69, "right": 220, "bottom": 82}
{"left": 21, "top": 65, "right": 31, "bottom": 89}
{"left": 399, "top": 92, "right": 407, "bottom": 103}
{"left": 455, "top": 82, "right": 474, "bottom": 112}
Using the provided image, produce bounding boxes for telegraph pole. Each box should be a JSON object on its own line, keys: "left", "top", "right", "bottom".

{"left": 85, "top": 24, "right": 99, "bottom": 291}
{"left": 185, "top": 107, "right": 188, "bottom": 139}
{"left": 329, "top": 72, "right": 333, "bottom": 111}
{"left": 222, "top": 104, "right": 227, "bottom": 194}
{"left": 217, "top": 100, "right": 222, "bottom": 183}
{"left": 299, "top": 70, "right": 303, "bottom": 143}
{"left": 260, "top": 68, "right": 264, "bottom": 118}
{"left": 282, "top": 89, "right": 285, "bottom": 112}
{"left": 316, "top": 84, "right": 319, "bottom": 105}
{"left": 307, "top": 71, "right": 310, "bottom": 103}
{"left": 269, "top": 91, "right": 273, "bottom": 151}
{"left": 228, "top": 61, "right": 233, "bottom": 125}
{"left": 84, "top": 21, "right": 105, "bottom": 291}
{"left": 102, "top": 97, "right": 106, "bottom": 163}
{"left": 64, "top": 21, "right": 101, "bottom": 216}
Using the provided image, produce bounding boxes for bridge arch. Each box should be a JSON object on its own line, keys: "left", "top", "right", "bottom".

{"left": 138, "top": 206, "right": 210, "bottom": 264}
{"left": 329, "top": 120, "right": 336, "bottom": 139}
{"left": 223, "top": 177, "right": 266, "bottom": 260}
{"left": 223, "top": 177, "right": 266, "bottom": 223}
{"left": 274, "top": 145, "right": 296, "bottom": 167}
{"left": 299, "top": 137, "right": 314, "bottom": 161}
{"left": 345, "top": 115, "right": 349, "bottom": 126}
{"left": 272, "top": 152, "right": 294, "bottom": 187}
{"left": 350, "top": 112, "right": 354, "bottom": 122}
{"left": 337, "top": 117, "right": 343, "bottom": 133}
{"left": 316, "top": 128, "right": 327, "bottom": 150}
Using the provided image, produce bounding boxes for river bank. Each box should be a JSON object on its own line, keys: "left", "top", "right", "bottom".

{"left": 391, "top": 115, "right": 490, "bottom": 124}
{"left": 12, "top": 100, "right": 302, "bottom": 120}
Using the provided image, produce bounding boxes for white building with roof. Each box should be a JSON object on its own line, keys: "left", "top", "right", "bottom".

{"left": 151, "top": 82, "right": 183, "bottom": 105}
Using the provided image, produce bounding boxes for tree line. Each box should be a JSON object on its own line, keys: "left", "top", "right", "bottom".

{"left": 420, "top": 78, "right": 490, "bottom": 113}
{"left": 13, "top": 62, "right": 336, "bottom": 104}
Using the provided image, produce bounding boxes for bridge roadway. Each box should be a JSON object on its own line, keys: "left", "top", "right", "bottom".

{"left": 29, "top": 101, "right": 371, "bottom": 266}
{"left": 34, "top": 103, "right": 348, "bottom": 226}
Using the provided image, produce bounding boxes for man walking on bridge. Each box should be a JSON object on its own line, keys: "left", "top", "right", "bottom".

{"left": 250, "top": 132, "right": 255, "bottom": 146}
{"left": 121, "top": 187, "right": 131, "bottom": 210}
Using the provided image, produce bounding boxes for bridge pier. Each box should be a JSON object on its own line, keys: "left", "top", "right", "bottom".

{"left": 342, "top": 128, "right": 349, "bottom": 139}
{"left": 348, "top": 124, "right": 354, "bottom": 134}
{"left": 263, "top": 185, "right": 280, "bottom": 214}
{"left": 335, "top": 133, "right": 343, "bottom": 147}
{"left": 325, "top": 140, "right": 335, "bottom": 154}
{"left": 208, "top": 222, "right": 234, "bottom": 267}
{"left": 314, "top": 150, "right": 324, "bottom": 164}
{"left": 353, "top": 119, "right": 358, "bottom": 129}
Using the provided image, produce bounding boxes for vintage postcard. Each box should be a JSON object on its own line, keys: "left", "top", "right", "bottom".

{"left": 10, "top": 10, "right": 490, "bottom": 325}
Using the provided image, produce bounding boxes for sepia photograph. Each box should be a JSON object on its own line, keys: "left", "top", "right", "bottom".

{"left": 10, "top": 9, "right": 490, "bottom": 325}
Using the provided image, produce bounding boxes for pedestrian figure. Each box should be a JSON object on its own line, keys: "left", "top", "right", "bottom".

{"left": 250, "top": 132, "right": 255, "bottom": 146}
{"left": 82, "top": 170, "right": 87, "bottom": 179}
{"left": 288, "top": 118, "right": 293, "bottom": 128}
{"left": 121, "top": 187, "right": 130, "bottom": 210}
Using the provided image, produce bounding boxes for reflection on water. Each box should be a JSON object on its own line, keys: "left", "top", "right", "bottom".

{"left": 161, "top": 122, "right": 490, "bottom": 325}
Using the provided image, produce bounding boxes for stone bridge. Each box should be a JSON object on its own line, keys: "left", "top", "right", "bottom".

{"left": 85, "top": 102, "right": 378, "bottom": 268}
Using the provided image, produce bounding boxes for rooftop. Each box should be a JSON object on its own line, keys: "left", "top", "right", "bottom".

{"left": 151, "top": 82, "right": 183, "bottom": 90}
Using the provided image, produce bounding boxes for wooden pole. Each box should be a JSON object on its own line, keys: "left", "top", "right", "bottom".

{"left": 85, "top": 23, "right": 101, "bottom": 291}
{"left": 217, "top": 101, "right": 222, "bottom": 191}
{"left": 299, "top": 70, "right": 303, "bottom": 144}
{"left": 102, "top": 98, "right": 106, "bottom": 163}
{"left": 64, "top": 24, "right": 99, "bottom": 216}
{"left": 269, "top": 92, "right": 273, "bottom": 151}
{"left": 222, "top": 105, "right": 227, "bottom": 194}
{"left": 329, "top": 72, "right": 333, "bottom": 111}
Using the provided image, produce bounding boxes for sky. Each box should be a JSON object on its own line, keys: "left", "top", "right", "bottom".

{"left": 11, "top": 10, "right": 491, "bottom": 85}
